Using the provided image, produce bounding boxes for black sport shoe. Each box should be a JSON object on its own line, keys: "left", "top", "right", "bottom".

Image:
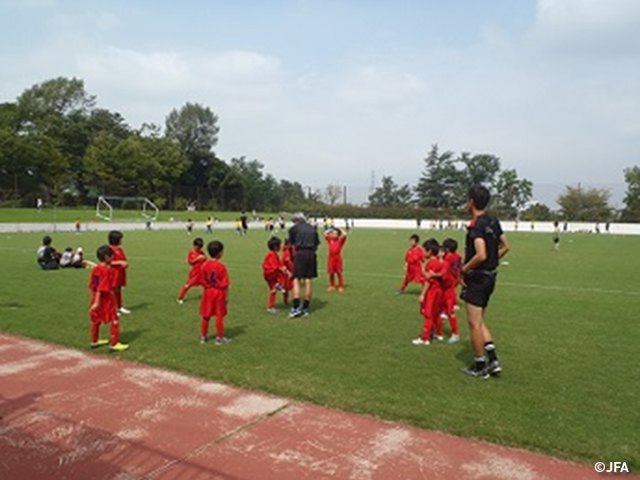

{"left": 462, "top": 364, "right": 490, "bottom": 379}
{"left": 487, "top": 360, "right": 502, "bottom": 376}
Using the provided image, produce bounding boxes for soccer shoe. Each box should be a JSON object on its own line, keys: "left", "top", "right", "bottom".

{"left": 177, "top": 299, "right": 184, "bottom": 305}
{"left": 275, "top": 284, "right": 285, "bottom": 293}
{"left": 338, "top": 287, "right": 344, "bottom": 293}
{"left": 412, "top": 338, "right": 430, "bottom": 346}
{"left": 447, "top": 334, "right": 460, "bottom": 344}
{"left": 109, "top": 342, "right": 129, "bottom": 352}
{"left": 327, "top": 286, "right": 336, "bottom": 292}
{"left": 214, "top": 336, "right": 231, "bottom": 345}
{"left": 267, "top": 308, "right": 278, "bottom": 314}
{"left": 434, "top": 335, "right": 444, "bottom": 341}
{"left": 487, "top": 360, "right": 502, "bottom": 376}
{"left": 462, "top": 365, "right": 489, "bottom": 379}
{"left": 90, "top": 339, "right": 109, "bottom": 349}
{"left": 301, "top": 309, "right": 310, "bottom": 317}
{"left": 200, "top": 335, "right": 209, "bottom": 344}
{"left": 289, "top": 308, "right": 303, "bottom": 318}
{"left": 119, "top": 307, "right": 131, "bottom": 314}
{"left": 395, "top": 290, "right": 404, "bottom": 295}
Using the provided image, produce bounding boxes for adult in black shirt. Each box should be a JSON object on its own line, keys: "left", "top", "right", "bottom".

{"left": 240, "top": 211, "right": 248, "bottom": 233}
{"left": 37, "top": 235, "right": 60, "bottom": 270}
{"left": 288, "top": 212, "right": 320, "bottom": 317}
{"left": 460, "top": 185, "right": 509, "bottom": 378}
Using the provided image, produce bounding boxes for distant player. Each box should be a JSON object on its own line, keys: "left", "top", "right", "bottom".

{"left": 440, "top": 238, "right": 461, "bottom": 343}
{"left": 178, "top": 237, "right": 206, "bottom": 304}
{"left": 396, "top": 234, "right": 425, "bottom": 294}
{"left": 413, "top": 238, "right": 444, "bottom": 345}
{"left": 108, "top": 230, "right": 130, "bottom": 315}
{"left": 186, "top": 219, "right": 194, "bottom": 235}
{"left": 324, "top": 227, "right": 347, "bottom": 292}
{"left": 460, "top": 185, "right": 510, "bottom": 378}
{"left": 89, "top": 245, "right": 128, "bottom": 352}
{"left": 553, "top": 221, "right": 560, "bottom": 252}
{"left": 199, "top": 240, "right": 231, "bottom": 345}
{"left": 75, "top": 218, "right": 81, "bottom": 234}
{"left": 262, "top": 237, "right": 289, "bottom": 313}
{"left": 206, "top": 217, "right": 213, "bottom": 234}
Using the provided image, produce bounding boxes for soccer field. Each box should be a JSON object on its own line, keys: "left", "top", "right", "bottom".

{"left": 1, "top": 227, "right": 638, "bottom": 469}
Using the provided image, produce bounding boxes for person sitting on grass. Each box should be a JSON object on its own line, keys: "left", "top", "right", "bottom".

{"left": 60, "top": 246, "right": 74, "bottom": 268}
{"left": 37, "top": 235, "right": 60, "bottom": 270}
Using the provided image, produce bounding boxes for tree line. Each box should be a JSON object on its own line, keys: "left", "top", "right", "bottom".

{"left": 0, "top": 77, "right": 308, "bottom": 211}
{"left": 1, "top": 76, "right": 639, "bottom": 221}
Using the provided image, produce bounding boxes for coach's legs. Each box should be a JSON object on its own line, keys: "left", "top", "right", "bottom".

{"left": 292, "top": 278, "right": 301, "bottom": 310}
{"left": 466, "top": 303, "right": 487, "bottom": 362}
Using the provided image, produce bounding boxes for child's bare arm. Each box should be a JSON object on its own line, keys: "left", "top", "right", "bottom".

{"left": 90, "top": 292, "right": 102, "bottom": 311}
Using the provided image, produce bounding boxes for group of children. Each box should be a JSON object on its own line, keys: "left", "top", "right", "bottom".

{"left": 88, "top": 230, "right": 131, "bottom": 352}
{"left": 397, "top": 234, "right": 462, "bottom": 345}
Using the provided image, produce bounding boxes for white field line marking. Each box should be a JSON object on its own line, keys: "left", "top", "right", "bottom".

{"left": 127, "top": 256, "right": 640, "bottom": 298}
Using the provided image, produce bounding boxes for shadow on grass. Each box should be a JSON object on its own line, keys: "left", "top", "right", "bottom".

{"left": 309, "top": 297, "right": 328, "bottom": 313}
{"left": 226, "top": 324, "right": 247, "bottom": 339}
{"left": 120, "top": 328, "right": 149, "bottom": 344}
{"left": 454, "top": 342, "right": 474, "bottom": 366}
{"left": 127, "top": 302, "right": 152, "bottom": 312}
{"left": 0, "top": 301, "right": 27, "bottom": 309}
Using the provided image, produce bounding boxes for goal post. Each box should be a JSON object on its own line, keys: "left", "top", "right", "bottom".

{"left": 95, "top": 196, "right": 160, "bottom": 222}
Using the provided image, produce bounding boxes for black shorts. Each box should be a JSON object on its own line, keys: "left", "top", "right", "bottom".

{"left": 293, "top": 249, "right": 317, "bottom": 279}
{"left": 460, "top": 271, "right": 497, "bottom": 308}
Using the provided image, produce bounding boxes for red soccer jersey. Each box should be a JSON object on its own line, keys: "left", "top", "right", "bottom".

{"left": 262, "top": 251, "right": 282, "bottom": 283}
{"left": 425, "top": 257, "right": 444, "bottom": 289}
{"left": 200, "top": 259, "right": 230, "bottom": 319}
{"left": 186, "top": 248, "right": 206, "bottom": 281}
{"left": 89, "top": 263, "right": 117, "bottom": 323}
{"left": 405, "top": 246, "right": 425, "bottom": 266}
{"left": 327, "top": 235, "right": 346, "bottom": 257}
{"left": 282, "top": 247, "right": 294, "bottom": 272}
{"left": 111, "top": 245, "right": 127, "bottom": 288}
{"left": 442, "top": 252, "right": 462, "bottom": 289}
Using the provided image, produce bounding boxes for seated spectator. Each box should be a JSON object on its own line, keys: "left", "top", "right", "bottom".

{"left": 37, "top": 236, "right": 60, "bottom": 270}
{"left": 60, "top": 247, "right": 74, "bottom": 268}
{"left": 71, "top": 247, "right": 94, "bottom": 268}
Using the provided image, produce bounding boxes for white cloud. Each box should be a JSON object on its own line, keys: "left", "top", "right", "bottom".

{"left": 340, "top": 67, "right": 427, "bottom": 107}
{"left": 530, "top": 0, "right": 640, "bottom": 56}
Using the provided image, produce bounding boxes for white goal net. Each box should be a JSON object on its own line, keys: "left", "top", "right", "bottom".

{"left": 95, "top": 196, "right": 160, "bottom": 222}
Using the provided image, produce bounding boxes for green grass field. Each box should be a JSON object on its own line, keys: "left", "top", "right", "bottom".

{"left": 1, "top": 227, "right": 638, "bottom": 469}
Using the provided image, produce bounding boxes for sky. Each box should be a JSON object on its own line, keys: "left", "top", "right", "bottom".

{"left": 1, "top": 0, "right": 639, "bottom": 208}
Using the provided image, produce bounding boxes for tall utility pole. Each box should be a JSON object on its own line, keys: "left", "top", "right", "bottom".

{"left": 369, "top": 170, "right": 376, "bottom": 195}
{"left": 343, "top": 185, "right": 347, "bottom": 204}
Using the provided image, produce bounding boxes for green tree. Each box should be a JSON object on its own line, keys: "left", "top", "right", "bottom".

{"left": 324, "top": 184, "right": 343, "bottom": 206}
{"left": 165, "top": 102, "right": 220, "bottom": 188}
{"left": 494, "top": 168, "right": 533, "bottom": 216}
{"left": 557, "top": 186, "right": 612, "bottom": 222}
{"left": 369, "top": 176, "right": 413, "bottom": 207}
{"left": 415, "top": 145, "right": 460, "bottom": 209}
{"left": 519, "top": 202, "right": 553, "bottom": 221}
{"left": 621, "top": 166, "right": 640, "bottom": 221}
{"left": 459, "top": 153, "right": 501, "bottom": 189}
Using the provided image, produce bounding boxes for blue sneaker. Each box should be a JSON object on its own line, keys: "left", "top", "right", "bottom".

{"left": 289, "top": 308, "right": 303, "bottom": 318}
{"left": 214, "top": 336, "right": 231, "bottom": 345}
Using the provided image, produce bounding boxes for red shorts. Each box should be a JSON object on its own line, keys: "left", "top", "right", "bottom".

{"left": 442, "top": 288, "right": 458, "bottom": 314}
{"left": 90, "top": 294, "right": 118, "bottom": 324}
{"left": 406, "top": 266, "right": 424, "bottom": 284}
{"left": 327, "top": 255, "right": 343, "bottom": 274}
{"left": 420, "top": 288, "right": 442, "bottom": 319}
{"left": 185, "top": 272, "right": 202, "bottom": 288}
{"left": 112, "top": 268, "right": 127, "bottom": 288}
{"left": 200, "top": 289, "right": 227, "bottom": 318}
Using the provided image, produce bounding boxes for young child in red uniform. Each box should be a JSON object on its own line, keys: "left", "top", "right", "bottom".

{"left": 441, "top": 238, "right": 462, "bottom": 343}
{"left": 397, "top": 234, "right": 425, "bottom": 294}
{"left": 413, "top": 238, "right": 444, "bottom": 346}
{"left": 200, "top": 240, "right": 230, "bottom": 345}
{"left": 178, "top": 237, "right": 206, "bottom": 304}
{"left": 325, "top": 227, "right": 347, "bottom": 292}
{"left": 89, "top": 245, "right": 128, "bottom": 352}
{"left": 282, "top": 239, "right": 294, "bottom": 305}
{"left": 262, "top": 237, "right": 290, "bottom": 313}
{"left": 108, "top": 230, "right": 130, "bottom": 315}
